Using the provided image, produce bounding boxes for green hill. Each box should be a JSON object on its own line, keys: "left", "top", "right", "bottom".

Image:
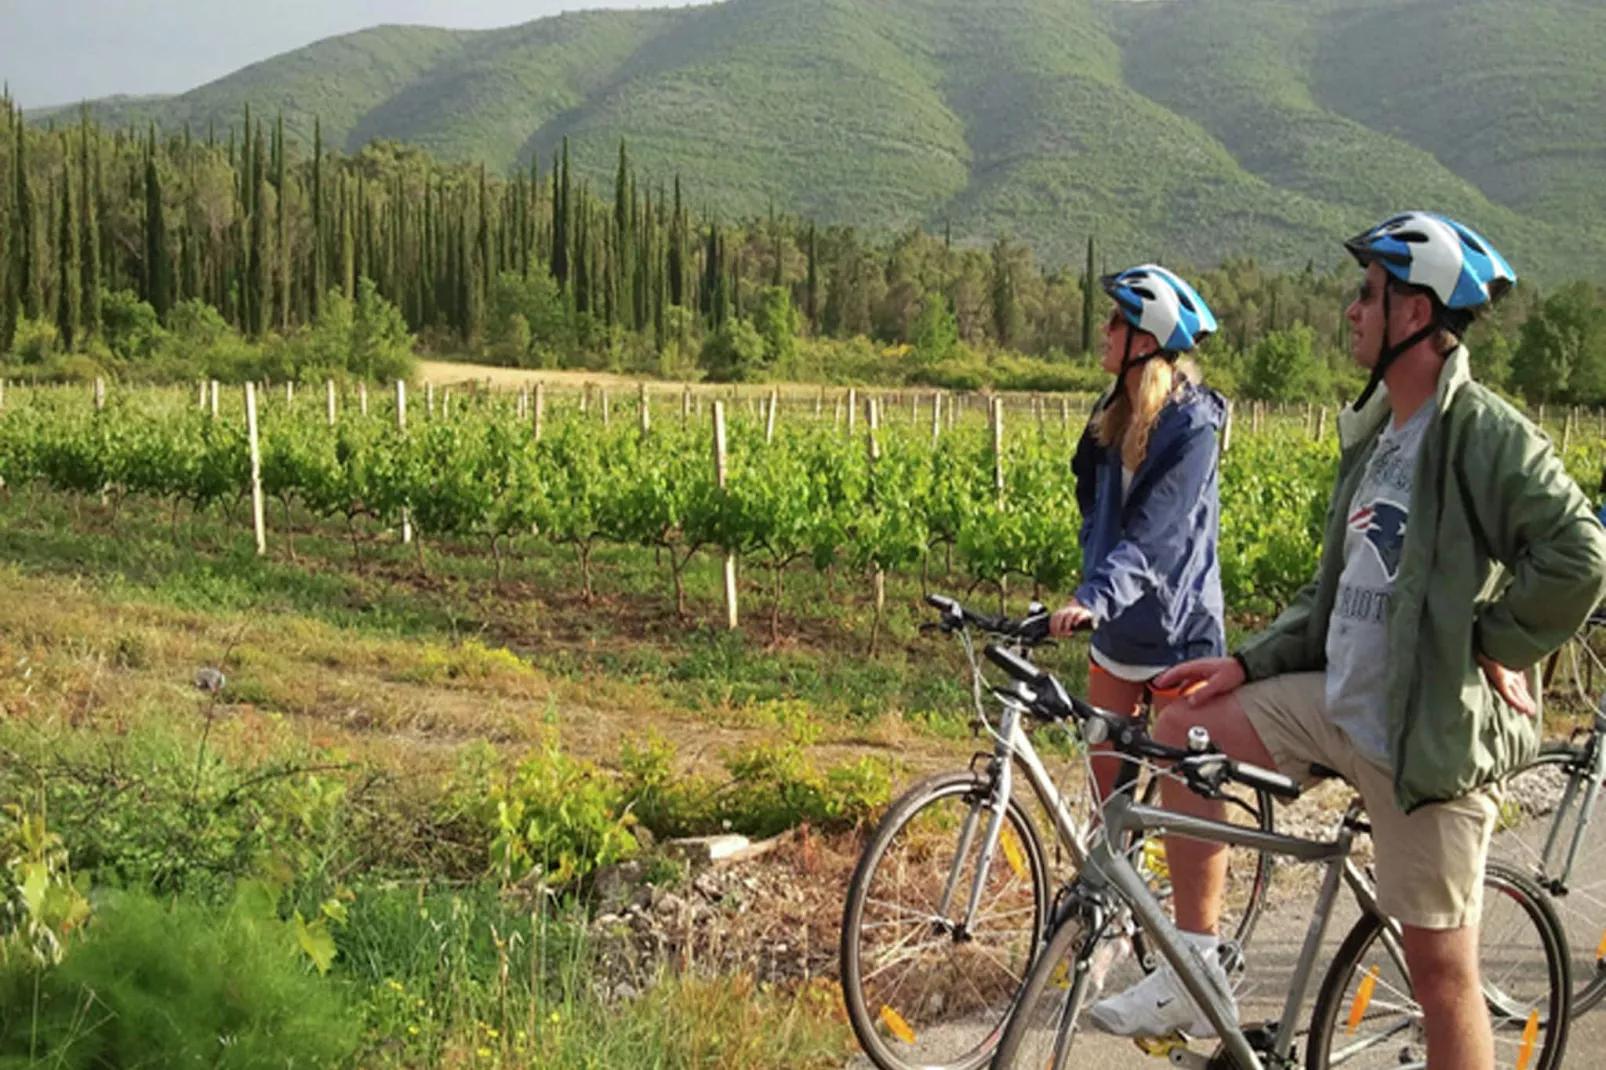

{"left": 62, "top": 0, "right": 1606, "bottom": 280}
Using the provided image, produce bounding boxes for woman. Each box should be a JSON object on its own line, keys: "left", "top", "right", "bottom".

{"left": 1051, "top": 264, "right": 1228, "bottom": 806}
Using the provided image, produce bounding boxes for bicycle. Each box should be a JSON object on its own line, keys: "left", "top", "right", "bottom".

{"left": 840, "top": 594, "right": 1276, "bottom": 1070}
{"left": 985, "top": 643, "right": 1571, "bottom": 1070}
{"left": 1492, "top": 613, "right": 1606, "bottom": 1015}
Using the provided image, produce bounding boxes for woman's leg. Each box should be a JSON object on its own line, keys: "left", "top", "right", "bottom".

{"left": 1085, "top": 663, "right": 1149, "bottom": 807}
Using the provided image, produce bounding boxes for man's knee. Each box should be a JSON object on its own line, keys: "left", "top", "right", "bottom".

{"left": 1152, "top": 693, "right": 1268, "bottom": 765}
{"left": 1402, "top": 925, "right": 1481, "bottom": 1011}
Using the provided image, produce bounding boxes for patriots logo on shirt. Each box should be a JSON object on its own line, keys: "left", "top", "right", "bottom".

{"left": 1348, "top": 501, "right": 1408, "bottom": 580}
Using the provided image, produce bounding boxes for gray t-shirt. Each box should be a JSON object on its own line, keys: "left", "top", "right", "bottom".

{"left": 1324, "top": 403, "right": 1432, "bottom": 765}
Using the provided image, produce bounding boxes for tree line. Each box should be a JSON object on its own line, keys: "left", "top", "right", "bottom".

{"left": 2, "top": 91, "right": 1603, "bottom": 403}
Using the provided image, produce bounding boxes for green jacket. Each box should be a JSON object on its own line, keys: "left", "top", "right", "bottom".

{"left": 1237, "top": 347, "right": 1606, "bottom": 812}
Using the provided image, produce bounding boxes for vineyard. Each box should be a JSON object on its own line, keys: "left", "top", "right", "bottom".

{"left": 3, "top": 378, "right": 1601, "bottom": 645}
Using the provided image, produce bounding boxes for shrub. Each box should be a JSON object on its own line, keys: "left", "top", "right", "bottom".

{"left": 0, "top": 887, "right": 359, "bottom": 1067}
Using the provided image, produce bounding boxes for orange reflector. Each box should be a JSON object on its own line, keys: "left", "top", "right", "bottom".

{"left": 879, "top": 1005, "right": 916, "bottom": 1045}
{"left": 1050, "top": 959, "right": 1071, "bottom": 990}
{"left": 1516, "top": 1009, "right": 1539, "bottom": 1070}
{"left": 1596, "top": 929, "right": 1606, "bottom": 962}
{"left": 1000, "top": 826, "right": 1027, "bottom": 881}
{"left": 1346, "top": 966, "right": 1378, "bottom": 1034}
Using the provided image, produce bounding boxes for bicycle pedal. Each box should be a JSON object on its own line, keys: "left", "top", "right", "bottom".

{"left": 1134, "top": 1032, "right": 1189, "bottom": 1058}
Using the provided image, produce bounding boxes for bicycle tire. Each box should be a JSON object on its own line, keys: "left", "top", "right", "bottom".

{"left": 1492, "top": 741, "right": 1606, "bottom": 1014}
{"left": 1305, "top": 860, "right": 1570, "bottom": 1070}
{"left": 841, "top": 768, "right": 1052, "bottom": 1070}
{"left": 987, "top": 892, "right": 1100, "bottom": 1070}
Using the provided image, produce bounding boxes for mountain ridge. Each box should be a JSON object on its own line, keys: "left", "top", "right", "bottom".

{"left": 46, "top": 0, "right": 1606, "bottom": 280}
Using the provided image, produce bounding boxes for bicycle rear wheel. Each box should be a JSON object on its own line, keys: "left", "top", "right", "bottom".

{"left": 1490, "top": 741, "right": 1606, "bottom": 1014}
{"left": 1305, "top": 861, "right": 1570, "bottom": 1070}
{"left": 841, "top": 768, "right": 1051, "bottom": 1070}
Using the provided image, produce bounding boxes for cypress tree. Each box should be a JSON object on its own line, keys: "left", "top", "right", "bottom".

{"left": 79, "top": 118, "right": 101, "bottom": 338}
{"left": 770, "top": 202, "right": 783, "bottom": 287}
{"left": 275, "top": 114, "right": 290, "bottom": 329}
{"left": 15, "top": 117, "right": 39, "bottom": 319}
{"left": 614, "top": 139, "right": 632, "bottom": 324}
{"left": 551, "top": 137, "right": 571, "bottom": 290}
{"left": 56, "top": 168, "right": 80, "bottom": 350}
{"left": 144, "top": 153, "right": 172, "bottom": 320}
{"left": 341, "top": 178, "right": 355, "bottom": 300}
{"left": 806, "top": 223, "right": 818, "bottom": 331}
{"left": 477, "top": 164, "right": 491, "bottom": 309}
{"left": 668, "top": 176, "right": 685, "bottom": 308}
{"left": 311, "top": 118, "right": 323, "bottom": 318}
{"left": 1081, "top": 234, "right": 1096, "bottom": 355}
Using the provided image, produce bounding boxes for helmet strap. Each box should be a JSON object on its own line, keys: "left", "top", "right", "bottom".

{"left": 1350, "top": 282, "right": 1441, "bottom": 411}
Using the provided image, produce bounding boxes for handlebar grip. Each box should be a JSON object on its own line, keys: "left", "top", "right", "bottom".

{"left": 1232, "top": 761, "right": 1302, "bottom": 801}
{"left": 926, "top": 593, "right": 959, "bottom": 614}
{"left": 1013, "top": 612, "right": 1052, "bottom": 644}
{"left": 983, "top": 644, "right": 1047, "bottom": 688}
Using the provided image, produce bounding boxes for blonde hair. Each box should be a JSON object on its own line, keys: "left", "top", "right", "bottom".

{"left": 1097, "top": 358, "right": 1199, "bottom": 470}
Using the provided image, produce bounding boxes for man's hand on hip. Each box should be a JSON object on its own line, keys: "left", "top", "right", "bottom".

{"left": 1477, "top": 654, "right": 1538, "bottom": 717}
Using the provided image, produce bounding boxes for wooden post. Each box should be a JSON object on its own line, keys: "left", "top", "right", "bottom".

{"left": 866, "top": 395, "right": 881, "bottom": 462}
{"left": 1561, "top": 407, "right": 1573, "bottom": 453}
{"left": 245, "top": 383, "right": 266, "bottom": 556}
{"left": 1221, "top": 401, "right": 1234, "bottom": 454}
{"left": 580, "top": 383, "right": 591, "bottom": 414}
{"left": 681, "top": 384, "right": 692, "bottom": 423}
{"left": 847, "top": 388, "right": 857, "bottom": 436}
{"left": 992, "top": 397, "right": 1005, "bottom": 508}
{"left": 396, "top": 381, "right": 411, "bottom": 544}
{"left": 285, "top": 381, "right": 294, "bottom": 405}
{"left": 209, "top": 380, "right": 220, "bottom": 418}
{"left": 815, "top": 386, "right": 824, "bottom": 417}
{"left": 533, "top": 383, "right": 545, "bottom": 441}
{"left": 442, "top": 388, "right": 452, "bottom": 420}
{"left": 601, "top": 388, "right": 611, "bottom": 428}
{"left": 1061, "top": 396, "right": 1071, "bottom": 437}
{"left": 640, "top": 382, "right": 651, "bottom": 437}
{"left": 198, "top": 381, "right": 206, "bottom": 410}
{"left": 713, "top": 401, "right": 738, "bottom": 630}
{"left": 765, "top": 388, "right": 778, "bottom": 443}
{"left": 833, "top": 394, "right": 843, "bottom": 428}
{"left": 94, "top": 377, "right": 105, "bottom": 412}
{"left": 931, "top": 392, "right": 943, "bottom": 444}
{"left": 425, "top": 381, "right": 436, "bottom": 419}
{"left": 326, "top": 379, "right": 337, "bottom": 426}
{"left": 359, "top": 381, "right": 368, "bottom": 416}
{"left": 1314, "top": 406, "right": 1327, "bottom": 442}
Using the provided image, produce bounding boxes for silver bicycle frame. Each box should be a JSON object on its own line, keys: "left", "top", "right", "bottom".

{"left": 1079, "top": 793, "right": 1392, "bottom": 1068}
{"left": 939, "top": 683, "right": 1095, "bottom": 932}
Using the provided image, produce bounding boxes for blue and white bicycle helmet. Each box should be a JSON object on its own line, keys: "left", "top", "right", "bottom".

{"left": 1344, "top": 212, "right": 1516, "bottom": 408}
{"left": 1101, "top": 265, "right": 1217, "bottom": 372}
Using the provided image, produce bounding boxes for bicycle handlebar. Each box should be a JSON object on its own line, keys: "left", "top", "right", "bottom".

{"left": 925, "top": 593, "right": 1057, "bottom": 645}
{"left": 982, "top": 642, "right": 1302, "bottom": 802}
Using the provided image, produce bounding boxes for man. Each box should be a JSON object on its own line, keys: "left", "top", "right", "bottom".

{"left": 1088, "top": 212, "right": 1606, "bottom": 1069}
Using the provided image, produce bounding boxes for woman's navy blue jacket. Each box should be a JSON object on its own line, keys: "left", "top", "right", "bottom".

{"left": 1071, "top": 383, "right": 1228, "bottom": 669}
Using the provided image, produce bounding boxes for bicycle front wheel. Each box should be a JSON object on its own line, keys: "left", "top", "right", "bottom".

{"left": 1305, "top": 861, "right": 1570, "bottom": 1070}
{"left": 841, "top": 768, "right": 1051, "bottom": 1070}
{"left": 988, "top": 897, "right": 1100, "bottom": 1070}
{"left": 1491, "top": 741, "right": 1606, "bottom": 1013}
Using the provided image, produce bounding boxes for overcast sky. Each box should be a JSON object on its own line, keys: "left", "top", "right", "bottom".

{"left": 1, "top": 0, "right": 683, "bottom": 108}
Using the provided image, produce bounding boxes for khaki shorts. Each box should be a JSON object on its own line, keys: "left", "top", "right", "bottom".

{"left": 1236, "top": 673, "right": 1498, "bottom": 931}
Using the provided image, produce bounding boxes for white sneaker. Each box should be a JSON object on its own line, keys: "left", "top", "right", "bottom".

{"left": 1087, "top": 931, "right": 1237, "bottom": 1038}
